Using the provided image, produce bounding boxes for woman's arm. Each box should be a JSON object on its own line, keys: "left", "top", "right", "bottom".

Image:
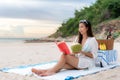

{"left": 80, "top": 51, "right": 93, "bottom": 58}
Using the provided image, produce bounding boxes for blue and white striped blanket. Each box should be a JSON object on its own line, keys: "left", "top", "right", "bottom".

{"left": 96, "top": 50, "right": 117, "bottom": 67}
{"left": 0, "top": 61, "right": 120, "bottom": 80}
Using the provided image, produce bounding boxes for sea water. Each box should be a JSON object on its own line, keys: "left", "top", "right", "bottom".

{"left": 0, "top": 38, "right": 39, "bottom": 43}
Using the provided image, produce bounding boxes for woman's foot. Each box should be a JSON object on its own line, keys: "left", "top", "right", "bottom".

{"left": 31, "top": 68, "right": 47, "bottom": 75}
{"left": 40, "top": 69, "right": 56, "bottom": 76}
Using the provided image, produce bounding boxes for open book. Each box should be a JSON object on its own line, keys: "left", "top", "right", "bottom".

{"left": 56, "top": 41, "right": 71, "bottom": 54}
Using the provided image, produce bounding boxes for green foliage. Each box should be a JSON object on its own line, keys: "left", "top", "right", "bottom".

{"left": 54, "top": 0, "right": 120, "bottom": 37}
{"left": 113, "top": 32, "right": 120, "bottom": 39}
{"left": 107, "top": 0, "right": 120, "bottom": 18}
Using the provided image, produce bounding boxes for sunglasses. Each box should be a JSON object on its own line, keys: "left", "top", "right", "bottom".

{"left": 79, "top": 20, "right": 88, "bottom": 24}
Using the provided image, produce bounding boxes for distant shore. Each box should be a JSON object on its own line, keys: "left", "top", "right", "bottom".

{"left": 25, "top": 36, "right": 120, "bottom": 43}
{"left": 24, "top": 36, "right": 76, "bottom": 43}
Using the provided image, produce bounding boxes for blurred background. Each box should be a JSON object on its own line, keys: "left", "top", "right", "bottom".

{"left": 0, "top": 0, "right": 96, "bottom": 42}
{"left": 0, "top": 0, "right": 119, "bottom": 43}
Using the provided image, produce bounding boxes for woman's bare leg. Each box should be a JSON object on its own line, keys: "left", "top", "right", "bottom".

{"left": 31, "top": 63, "right": 75, "bottom": 75}
{"left": 32, "top": 54, "right": 66, "bottom": 75}
{"left": 33, "top": 54, "right": 79, "bottom": 76}
{"left": 32, "top": 54, "right": 79, "bottom": 76}
{"left": 49, "top": 54, "right": 79, "bottom": 71}
{"left": 32, "top": 63, "right": 74, "bottom": 74}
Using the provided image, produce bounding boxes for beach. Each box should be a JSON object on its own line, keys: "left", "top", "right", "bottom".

{"left": 0, "top": 42, "right": 120, "bottom": 80}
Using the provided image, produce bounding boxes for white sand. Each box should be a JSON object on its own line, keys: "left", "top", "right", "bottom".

{"left": 0, "top": 42, "right": 120, "bottom": 80}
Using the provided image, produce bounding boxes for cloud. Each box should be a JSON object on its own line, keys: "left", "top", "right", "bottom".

{"left": 0, "top": 0, "right": 96, "bottom": 22}
{"left": 0, "top": 17, "right": 60, "bottom": 37}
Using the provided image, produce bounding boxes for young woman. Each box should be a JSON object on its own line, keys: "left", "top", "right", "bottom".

{"left": 31, "top": 20, "right": 98, "bottom": 76}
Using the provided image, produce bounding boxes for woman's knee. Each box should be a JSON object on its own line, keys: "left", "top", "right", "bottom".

{"left": 65, "top": 55, "right": 75, "bottom": 61}
{"left": 60, "top": 53, "right": 67, "bottom": 58}
{"left": 65, "top": 54, "right": 72, "bottom": 58}
{"left": 61, "top": 54, "right": 74, "bottom": 60}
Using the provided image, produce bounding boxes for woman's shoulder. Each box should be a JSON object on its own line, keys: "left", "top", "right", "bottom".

{"left": 87, "top": 37, "right": 98, "bottom": 47}
{"left": 88, "top": 37, "right": 96, "bottom": 40}
{"left": 88, "top": 37, "right": 97, "bottom": 43}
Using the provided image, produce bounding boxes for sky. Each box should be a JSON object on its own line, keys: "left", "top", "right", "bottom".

{"left": 0, "top": 0, "right": 96, "bottom": 38}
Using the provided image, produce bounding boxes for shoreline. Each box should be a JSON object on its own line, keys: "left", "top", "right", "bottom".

{"left": 24, "top": 36, "right": 120, "bottom": 43}
{"left": 24, "top": 37, "right": 73, "bottom": 43}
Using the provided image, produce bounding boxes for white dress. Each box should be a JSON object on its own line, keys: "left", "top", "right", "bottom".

{"left": 75, "top": 37, "right": 98, "bottom": 69}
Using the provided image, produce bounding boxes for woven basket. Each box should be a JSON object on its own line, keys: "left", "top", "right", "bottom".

{"left": 97, "top": 39, "right": 114, "bottom": 50}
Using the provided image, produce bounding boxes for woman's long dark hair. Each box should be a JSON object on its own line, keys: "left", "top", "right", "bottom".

{"left": 78, "top": 20, "right": 94, "bottom": 44}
